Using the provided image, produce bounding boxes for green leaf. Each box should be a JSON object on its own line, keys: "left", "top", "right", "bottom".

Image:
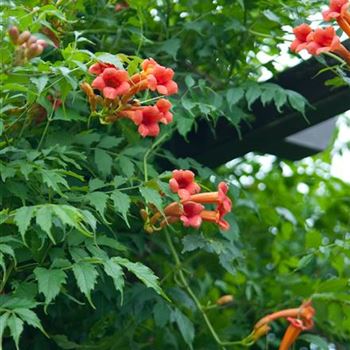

{"left": 7, "top": 314, "right": 24, "bottom": 350}
{"left": 139, "top": 187, "right": 163, "bottom": 212}
{"left": 185, "top": 75, "right": 195, "bottom": 89}
{"left": 52, "top": 334, "right": 80, "bottom": 349}
{"left": 245, "top": 84, "right": 261, "bottom": 109}
{"left": 35, "top": 206, "right": 55, "bottom": 243}
{"left": 95, "top": 53, "right": 124, "bottom": 69}
{"left": 172, "top": 308, "right": 194, "bottom": 348}
{"left": 226, "top": 87, "right": 244, "bottom": 106}
{"left": 118, "top": 156, "right": 135, "bottom": 178}
{"left": 110, "top": 190, "right": 130, "bottom": 226}
{"left": 14, "top": 308, "right": 46, "bottom": 335}
{"left": 98, "top": 136, "right": 123, "bottom": 149}
{"left": 34, "top": 267, "right": 67, "bottom": 305}
{"left": 94, "top": 148, "right": 113, "bottom": 178}
{"left": 40, "top": 169, "right": 69, "bottom": 195}
{"left": 158, "top": 38, "right": 181, "bottom": 59}
{"left": 113, "top": 257, "right": 167, "bottom": 299}
{"left": 86, "top": 191, "right": 108, "bottom": 218}
{"left": 72, "top": 262, "right": 98, "bottom": 308}
{"left": 0, "top": 312, "right": 9, "bottom": 342}
{"left": 287, "top": 90, "right": 308, "bottom": 117}
{"left": 30, "top": 76, "right": 49, "bottom": 94}
{"left": 103, "top": 259, "right": 125, "bottom": 301}
{"left": 299, "top": 334, "right": 329, "bottom": 350}
{"left": 14, "top": 206, "right": 35, "bottom": 242}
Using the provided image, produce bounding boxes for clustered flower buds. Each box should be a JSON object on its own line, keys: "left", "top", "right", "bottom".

{"left": 81, "top": 58, "right": 178, "bottom": 138}
{"left": 8, "top": 26, "right": 47, "bottom": 65}
{"left": 290, "top": 0, "right": 350, "bottom": 64}
{"left": 144, "top": 170, "right": 232, "bottom": 233}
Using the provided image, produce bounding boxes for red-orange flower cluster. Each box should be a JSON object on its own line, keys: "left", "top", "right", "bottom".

{"left": 146, "top": 172, "right": 232, "bottom": 232}
{"left": 290, "top": 1, "right": 350, "bottom": 64}
{"left": 81, "top": 58, "right": 177, "bottom": 138}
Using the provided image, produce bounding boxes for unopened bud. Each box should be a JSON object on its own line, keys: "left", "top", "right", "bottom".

{"left": 36, "top": 39, "right": 47, "bottom": 48}
{"left": 27, "top": 43, "right": 43, "bottom": 58}
{"left": 17, "top": 30, "right": 31, "bottom": 45}
{"left": 216, "top": 295, "right": 234, "bottom": 306}
{"left": 27, "top": 35, "right": 37, "bottom": 45}
{"left": 140, "top": 209, "right": 148, "bottom": 221}
{"left": 252, "top": 324, "right": 270, "bottom": 342}
{"left": 8, "top": 26, "right": 19, "bottom": 44}
{"left": 80, "top": 82, "right": 94, "bottom": 98}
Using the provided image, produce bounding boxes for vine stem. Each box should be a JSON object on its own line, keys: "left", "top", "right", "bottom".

{"left": 164, "top": 229, "right": 251, "bottom": 348}
{"left": 37, "top": 100, "right": 57, "bottom": 150}
{"left": 143, "top": 133, "right": 169, "bottom": 183}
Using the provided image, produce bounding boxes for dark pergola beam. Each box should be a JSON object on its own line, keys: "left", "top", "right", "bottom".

{"left": 165, "top": 49, "right": 350, "bottom": 167}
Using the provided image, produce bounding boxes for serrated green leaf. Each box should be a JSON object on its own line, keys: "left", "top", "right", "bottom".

{"left": 226, "top": 87, "right": 244, "bottom": 106}
{"left": 98, "top": 136, "right": 123, "bottom": 149}
{"left": 94, "top": 148, "right": 113, "bottom": 178}
{"left": 0, "top": 312, "right": 9, "bottom": 343}
{"left": 110, "top": 190, "right": 130, "bottom": 226}
{"left": 14, "top": 308, "right": 46, "bottom": 336}
{"left": 172, "top": 308, "right": 194, "bottom": 348}
{"left": 86, "top": 191, "right": 108, "bottom": 218}
{"left": 7, "top": 314, "right": 23, "bottom": 350}
{"left": 34, "top": 267, "right": 67, "bottom": 305}
{"left": 139, "top": 187, "right": 163, "bottom": 212}
{"left": 35, "top": 206, "right": 55, "bottom": 243}
{"left": 30, "top": 76, "right": 49, "bottom": 94}
{"left": 72, "top": 262, "right": 98, "bottom": 308}
{"left": 113, "top": 257, "right": 166, "bottom": 299}
{"left": 103, "top": 259, "right": 125, "bottom": 302}
{"left": 118, "top": 156, "right": 135, "bottom": 178}
{"left": 14, "top": 206, "right": 35, "bottom": 242}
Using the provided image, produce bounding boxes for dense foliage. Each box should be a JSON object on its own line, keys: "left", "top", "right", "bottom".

{"left": 1, "top": 0, "right": 350, "bottom": 349}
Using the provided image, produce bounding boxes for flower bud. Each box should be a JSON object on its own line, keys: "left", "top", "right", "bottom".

{"left": 27, "top": 43, "right": 43, "bottom": 58}
{"left": 36, "top": 39, "right": 47, "bottom": 48}
{"left": 17, "top": 30, "right": 31, "bottom": 45}
{"left": 8, "top": 26, "right": 19, "bottom": 44}
{"left": 216, "top": 295, "right": 234, "bottom": 306}
{"left": 252, "top": 324, "right": 270, "bottom": 342}
{"left": 27, "top": 35, "right": 37, "bottom": 45}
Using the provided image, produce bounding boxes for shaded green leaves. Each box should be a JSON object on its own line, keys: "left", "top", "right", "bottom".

{"left": 34, "top": 267, "right": 67, "bottom": 305}
{"left": 14, "top": 204, "right": 96, "bottom": 242}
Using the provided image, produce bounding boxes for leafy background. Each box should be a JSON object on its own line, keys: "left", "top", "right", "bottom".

{"left": 0, "top": 0, "right": 349, "bottom": 349}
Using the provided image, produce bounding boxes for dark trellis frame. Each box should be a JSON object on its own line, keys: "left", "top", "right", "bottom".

{"left": 166, "top": 54, "right": 350, "bottom": 167}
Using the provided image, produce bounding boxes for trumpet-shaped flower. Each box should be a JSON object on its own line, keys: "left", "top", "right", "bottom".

{"left": 290, "top": 24, "right": 313, "bottom": 53}
{"left": 322, "top": 0, "right": 349, "bottom": 21}
{"left": 92, "top": 68, "right": 130, "bottom": 99}
{"left": 141, "top": 58, "right": 178, "bottom": 95}
{"left": 169, "top": 170, "right": 201, "bottom": 200}
{"left": 136, "top": 106, "right": 162, "bottom": 137}
{"left": 180, "top": 202, "right": 204, "bottom": 228}
{"left": 278, "top": 317, "right": 313, "bottom": 350}
{"left": 156, "top": 99, "right": 173, "bottom": 124}
{"left": 306, "top": 27, "right": 342, "bottom": 54}
{"left": 89, "top": 62, "right": 117, "bottom": 75}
